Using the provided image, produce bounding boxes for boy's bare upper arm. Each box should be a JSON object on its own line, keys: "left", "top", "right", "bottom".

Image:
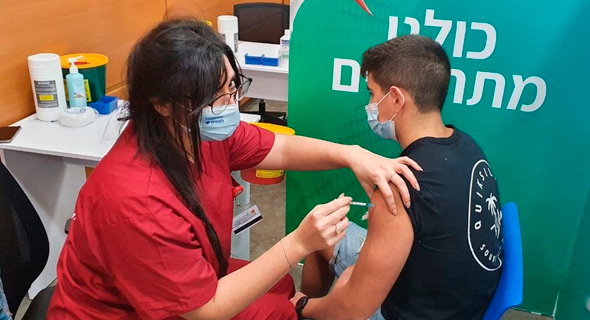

{"left": 343, "top": 183, "right": 415, "bottom": 317}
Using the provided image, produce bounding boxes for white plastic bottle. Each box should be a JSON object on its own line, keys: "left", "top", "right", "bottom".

{"left": 279, "top": 29, "right": 291, "bottom": 62}
{"left": 66, "top": 56, "right": 87, "bottom": 107}
{"left": 218, "top": 15, "right": 239, "bottom": 53}
{"left": 28, "top": 53, "right": 67, "bottom": 121}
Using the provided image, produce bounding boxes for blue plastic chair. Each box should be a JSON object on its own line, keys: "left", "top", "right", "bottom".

{"left": 482, "top": 202, "right": 524, "bottom": 320}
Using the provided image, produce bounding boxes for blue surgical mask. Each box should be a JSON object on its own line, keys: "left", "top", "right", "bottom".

{"left": 365, "top": 92, "right": 398, "bottom": 141}
{"left": 199, "top": 103, "right": 241, "bottom": 141}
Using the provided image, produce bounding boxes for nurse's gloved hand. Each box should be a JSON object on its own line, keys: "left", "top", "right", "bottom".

{"left": 346, "top": 147, "right": 422, "bottom": 215}
{"left": 293, "top": 194, "right": 352, "bottom": 253}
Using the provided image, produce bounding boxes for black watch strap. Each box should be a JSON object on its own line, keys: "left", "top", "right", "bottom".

{"left": 295, "top": 295, "right": 309, "bottom": 319}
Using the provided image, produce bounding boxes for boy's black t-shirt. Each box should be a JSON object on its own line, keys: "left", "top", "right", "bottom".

{"left": 382, "top": 126, "right": 503, "bottom": 320}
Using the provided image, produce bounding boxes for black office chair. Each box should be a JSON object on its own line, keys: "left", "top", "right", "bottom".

{"left": 234, "top": 2, "right": 289, "bottom": 125}
{"left": 0, "top": 162, "right": 54, "bottom": 320}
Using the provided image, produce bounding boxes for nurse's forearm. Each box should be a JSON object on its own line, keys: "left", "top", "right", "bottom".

{"left": 181, "top": 233, "right": 307, "bottom": 320}
{"left": 258, "top": 134, "right": 358, "bottom": 171}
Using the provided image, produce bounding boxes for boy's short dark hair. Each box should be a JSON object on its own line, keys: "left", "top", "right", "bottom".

{"left": 361, "top": 34, "right": 451, "bottom": 112}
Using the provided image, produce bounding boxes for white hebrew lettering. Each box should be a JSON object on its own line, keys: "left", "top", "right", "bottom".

{"left": 467, "top": 72, "right": 505, "bottom": 108}
{"left": 388, "top": 16, "right": 399, "bottom": 40}
{"left": 425, "top": 9, "right": 452, "bottom": 45}
{"left": 507, "top": 75, "right": 547, "bottom": 112}
{"left": 451, "top": 69, "right": 466, "bottom": 104}
{"left": 332, "top": 59, "right": 361, "bottom": 93}
{"left": 453, "top": 21, "right": 467, "bottom": 58}
{"left": 404, "top": 17, "right": 420, "bottom": 35}
{"left": 466, "top": 22, "right": 497, "bottom": 59}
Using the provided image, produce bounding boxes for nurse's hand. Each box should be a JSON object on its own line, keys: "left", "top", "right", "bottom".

{"left": 347, "top": 148, "right": 422, "bottom": 215}
{"left": 293, "top": 194, "right": 352, "bottom": 254}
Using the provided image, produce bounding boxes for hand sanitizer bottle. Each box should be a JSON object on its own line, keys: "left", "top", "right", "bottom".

{"left": 66, "top": 56, "right": 87, "bottom": 107}
{"left": 279, "top": 29, "right": 291, "bottom": 62}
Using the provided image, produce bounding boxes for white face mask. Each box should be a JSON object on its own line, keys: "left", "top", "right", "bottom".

{"left": 199, "top": 103, "right": 241, "bottom": 141}
{"left": 365, "top": 92, "right": 399, "bottom": 141}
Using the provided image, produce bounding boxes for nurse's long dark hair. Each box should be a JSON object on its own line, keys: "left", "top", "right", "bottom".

{"left": 125, "top": 18, "right": 239, "bottom": 276}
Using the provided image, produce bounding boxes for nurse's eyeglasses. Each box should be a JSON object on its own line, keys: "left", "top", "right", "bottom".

{"left": 207, "top": 74, "right": 252, "bottom": 115}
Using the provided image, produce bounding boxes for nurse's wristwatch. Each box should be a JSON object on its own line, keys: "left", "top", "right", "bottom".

{"left": 295, "top": 295, "right": 309, "bottom": 319}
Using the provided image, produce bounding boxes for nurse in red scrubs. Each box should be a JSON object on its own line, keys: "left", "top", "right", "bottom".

{"left": 48, "top": 19, "right": 420, "bottom": 320}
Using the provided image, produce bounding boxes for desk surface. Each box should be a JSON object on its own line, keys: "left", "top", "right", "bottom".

{"left": 0, "top": 112, "right": 261, "bottom": 162}
{"left": 237, "top": 41, "right": 289, "bottom": 74}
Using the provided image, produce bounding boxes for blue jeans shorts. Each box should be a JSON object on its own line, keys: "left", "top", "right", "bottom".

{"left": 328, "top": 222, "right": 385, "bottom": 320}
{"left": 0, "top": 272, "right": 12, "bottom": 320}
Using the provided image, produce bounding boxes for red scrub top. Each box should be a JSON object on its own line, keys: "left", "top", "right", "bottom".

{"left": 47, "top": 122, "right": 276, "bottom": 319}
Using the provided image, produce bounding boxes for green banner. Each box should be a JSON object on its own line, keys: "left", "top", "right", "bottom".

{"left": 555, "top": 187, "right": 590, "bottom": 319}
{"left": 286, "top": 0, "right": 590, "bottom": 316}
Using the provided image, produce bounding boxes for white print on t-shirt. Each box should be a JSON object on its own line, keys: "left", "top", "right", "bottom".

{"left": 467, "top": 159, "right": 503, "bottom": 271}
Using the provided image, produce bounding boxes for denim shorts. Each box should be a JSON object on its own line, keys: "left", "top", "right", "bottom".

{"left": 0, "top": 272, "right": 12, "bottom": 320}
{"left": 328, "top": 223, "right": 385, "bottom": 320}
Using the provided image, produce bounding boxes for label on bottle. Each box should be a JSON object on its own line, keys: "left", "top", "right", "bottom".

{"left": 220, "top": 33, "right": 239, "bottom": 52}
{"left": 84, "top": 79, "right": 92, "bottom": 102}
{"left": 64, "top": 79, "right": 92, "bottom": 103}
{"left": 64, "top": 79, "right": 92, "bottom": 104}
{"left": 71, "top": 79, "right": 87, "bottom": 106}
{"left": 34, "top": 80, "right": 58, "bottom": 108}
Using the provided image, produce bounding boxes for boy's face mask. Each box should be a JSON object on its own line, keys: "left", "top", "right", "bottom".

{"left": 365, "top": 91, "right": 399, "bottom": 141}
